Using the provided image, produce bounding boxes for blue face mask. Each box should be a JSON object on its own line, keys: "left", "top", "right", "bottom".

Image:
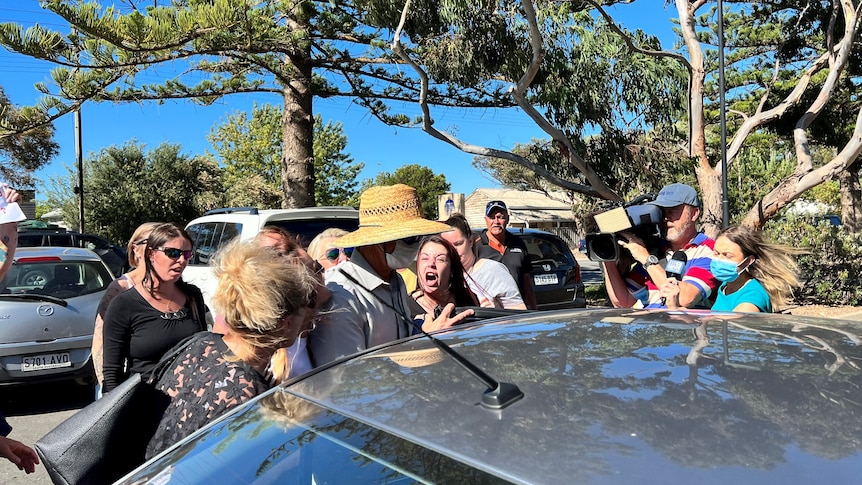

{"left": 710, "top": 258, "right": 741, "bottom": 282}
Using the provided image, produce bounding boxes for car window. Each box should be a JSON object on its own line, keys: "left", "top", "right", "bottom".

{"left": 47, "top": 234, "right": 74, "bottom": 247}
{"left": 271, "top": 219, "right": 359, "bottom": 247}
{"left": 187, "top": 222, "right": 218, "bottom": 265}
{"left": 78, "top": 235, "right": 111, "bottom": 252}
{"left": 216, "top": 223, "right": 241, "bottom": 253}
{"left": 121, "top": 391, "right": 499, "bottom": 484}
{"left": 2, "top": 259, "right": 113, "bottom": 298}
{"left": 522, "top": 235, "right": 575, "bottom": 268}
{"left": 16, "top": 234, "right": 44, "bottom": 247}
{"left": 187, "top": 222, "right": 241, "bottom": 265}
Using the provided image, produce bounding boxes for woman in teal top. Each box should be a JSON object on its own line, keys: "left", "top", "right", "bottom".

{"left": 663, "top": 225, "right": 803, "bottom": 312}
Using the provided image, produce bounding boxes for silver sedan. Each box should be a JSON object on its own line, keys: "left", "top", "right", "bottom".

{"left": 0, "top": 247, "right": 113, "bottom": 387}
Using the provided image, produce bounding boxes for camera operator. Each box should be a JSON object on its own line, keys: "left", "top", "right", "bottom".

{"left": 602, "top": 183, "right": 719, "bottom": 309}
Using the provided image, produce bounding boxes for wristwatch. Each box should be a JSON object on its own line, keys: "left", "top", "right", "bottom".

{"left": 643, "top": 255, "right": 660, "bottom": 269}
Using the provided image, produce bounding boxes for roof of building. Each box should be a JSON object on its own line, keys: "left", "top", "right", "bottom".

{"left": 466, "top": 188, "right": 575, "bottom": 225}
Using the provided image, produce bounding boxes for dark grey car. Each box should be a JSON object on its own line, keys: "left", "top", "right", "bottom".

{"left": 518, "top": 229, "right": 586, "bottom": 309}
{"left": 17, "top": 230, "right": 128, "bottom": 277}
{"left": 119, "top": 309, "right": 862, "bottom": 484}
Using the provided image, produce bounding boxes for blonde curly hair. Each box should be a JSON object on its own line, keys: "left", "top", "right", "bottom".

{"left": 211, "top": 238, "right": 318, "bottom": 363}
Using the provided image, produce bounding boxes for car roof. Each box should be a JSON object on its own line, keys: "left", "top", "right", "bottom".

{"left": 474, "top": 227, "right": 559, "bottom": 237}
{"left": 124, "top": 309, "right": 862, "bottom": 484}
{"left": 186, "top": 206, "right": 358, "bottom": 225}
{"left": 13, "top": 246, "right": 103, "bottom": 261}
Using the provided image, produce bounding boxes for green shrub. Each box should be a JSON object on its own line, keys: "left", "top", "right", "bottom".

{"left": 764, "top": 218, "right": 862, "bottom": 306}
{"left": 585, "top": 282, "right": 612, "bottom": 307}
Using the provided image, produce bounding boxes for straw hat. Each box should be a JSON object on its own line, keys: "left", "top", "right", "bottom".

{"left": 334, "top": 184, "right": 452, "bottom": 248}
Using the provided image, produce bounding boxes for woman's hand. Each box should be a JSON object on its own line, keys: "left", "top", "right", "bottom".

{"left": 2, "top": 184, "right": 19, "bottom": 204}
{"left": 0, "top": 436, "right": 40, "bottom": 474}
{"left": 421, "top": 303, "right": 474, "bottom": 332}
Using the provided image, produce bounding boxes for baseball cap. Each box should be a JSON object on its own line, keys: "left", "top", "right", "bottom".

{"left": 651, "top": 183, "right": 700, "bottom": 208}
{"left": 485, "top": 200, "right": 508, "bottom": 216}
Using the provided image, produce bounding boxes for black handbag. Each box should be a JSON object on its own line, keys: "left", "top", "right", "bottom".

{"left": 34, "top": 334, "right": 199, "bottom": 485}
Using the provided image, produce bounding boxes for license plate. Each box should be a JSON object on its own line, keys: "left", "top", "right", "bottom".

{"left": 534, "top": 274, "right": 559, "bottom": 286}
{"left": 22, "top": 352, "right": 72, "bottom": 372}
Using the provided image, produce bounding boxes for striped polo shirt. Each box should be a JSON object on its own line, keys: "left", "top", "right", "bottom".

{"left": 627, "top": 232, "right": 719, "bottom": 309}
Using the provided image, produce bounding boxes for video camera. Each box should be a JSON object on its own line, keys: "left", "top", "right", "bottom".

{"left": 584, "top": 195, "right": 664, "bottom": 262}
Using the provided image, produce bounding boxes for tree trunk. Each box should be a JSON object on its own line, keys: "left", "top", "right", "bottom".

{"left": 280, "top": 32, "right": 315, "bottom": 209}
{"left": 839, "top": 158, "right": 861, "bottom": 234}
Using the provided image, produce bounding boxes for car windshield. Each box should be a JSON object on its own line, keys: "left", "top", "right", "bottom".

{"left": 1, "top": 259, "right": 112, "bottom": 298}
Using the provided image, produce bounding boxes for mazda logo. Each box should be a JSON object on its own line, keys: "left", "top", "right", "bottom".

{"left": 37, "top": 305, "right": 54, "bottom": 317}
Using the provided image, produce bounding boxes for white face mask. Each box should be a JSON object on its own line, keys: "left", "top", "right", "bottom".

{"left": 386, "top": 238, "right": 421, "bottom": 270}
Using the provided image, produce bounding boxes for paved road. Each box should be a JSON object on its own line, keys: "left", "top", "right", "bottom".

{"left": 0, "top": 382, "right": 93, "bottom": 484}
{"left": 575, "top": 253, "right": 602, "bottom": 286}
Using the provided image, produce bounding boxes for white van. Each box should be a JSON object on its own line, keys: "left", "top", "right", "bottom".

{"left": 183, "top": 207, "right": 359, "bottom": 314}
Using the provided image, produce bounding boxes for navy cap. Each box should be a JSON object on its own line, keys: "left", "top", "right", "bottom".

{"left": 651, "top": 183, "right": 700, "bottom": 208}
{"left": 485, "top": 200, "right": 508, "bottom": 216}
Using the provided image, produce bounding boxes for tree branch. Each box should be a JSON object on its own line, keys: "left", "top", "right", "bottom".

{"left": 586, "top": 0, "right": 693, "bottom": 72}
{"left": 391, "top": 0, "right": 604, "bottom": 197}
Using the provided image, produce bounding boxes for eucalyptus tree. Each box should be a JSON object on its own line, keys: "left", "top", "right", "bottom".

{"left": 0, "top": 0, "right": 515, "bottom": 208}
{"left": 395, "top": 0, "right": 862, "bottom": 232}
{"left": 591, "top": 0, "right": 862, "bottom": 230}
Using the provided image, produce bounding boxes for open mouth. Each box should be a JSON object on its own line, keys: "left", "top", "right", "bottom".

{"left": 421, "top": 271, "right": 440, "bottom": 290}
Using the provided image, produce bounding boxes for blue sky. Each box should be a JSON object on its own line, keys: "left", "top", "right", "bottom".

{"left": 0, "top": 2, "right": 677, "bottom": 202}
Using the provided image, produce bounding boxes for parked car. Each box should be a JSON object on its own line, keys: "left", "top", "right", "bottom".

{"left": 183, "top": 207, "right": 359, "bottom": 312}
{"left": 0, "top": 247, "right": 114, "bottom": 387}
{"left": 496, "top": 228, "right": 586, "bottom": 309}
{"left": 17, "top": 228, "right": 128, "bottom": 277}
{"left": 812, "top": 214, "right": 842, "bottom": 226}
{"left": 119, "top": 308, "right": 862, "bottom": 484}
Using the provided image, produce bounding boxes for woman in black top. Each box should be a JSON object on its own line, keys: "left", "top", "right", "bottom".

{"left": 145, "top": 238, "right": 319, "bottom": 459}
{"left": 101, "top": 223, "right": 206, "bottom": 393}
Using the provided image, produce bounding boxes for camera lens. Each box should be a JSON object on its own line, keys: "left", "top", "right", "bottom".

{"left": 586, "top": 234, "right": 618, "bottom": 261}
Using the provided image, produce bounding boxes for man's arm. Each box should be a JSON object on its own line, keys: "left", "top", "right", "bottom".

{"left": 601, "top": 261, "right": 638, "bottom": 308}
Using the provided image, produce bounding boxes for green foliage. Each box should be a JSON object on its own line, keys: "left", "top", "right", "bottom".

{"left": 0, "top": 86, "right": 59, "bottom": 187}
{"left": 34, "top": 202, "right": 51, "bottom": 220}
{"left": 585, "top": 283, "right": 611, "bottom": 308}
{"left": 807, "top": 180, "right": 841, "bottom": 210}
{"left": 313, "top": 116, "right": 364, "bottom": 207}
{"left": 725, "top": 138, "right": 796, "bottom": 222}
{"left": 43, "top": 141, "right": 224, "bottom": 243}
{"left": 765, "top": 218, "right": 862, "bottom": 306}
{"left": 207, "top": 105, "right": 363, "bottom": 207}
{"left": 362, "top": 164, "right": 450, "bottom": 219}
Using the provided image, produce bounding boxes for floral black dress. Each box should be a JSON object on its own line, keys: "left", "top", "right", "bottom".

{"left": 145, "top": 332, "right": 271, "bottom": 459}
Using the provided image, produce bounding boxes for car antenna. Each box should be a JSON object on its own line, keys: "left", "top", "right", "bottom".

{"left": 406, "top": 316, "right": 524, "bottom": 411}
{"left": 336, "top": 268, "right": 524, "bottom": 410}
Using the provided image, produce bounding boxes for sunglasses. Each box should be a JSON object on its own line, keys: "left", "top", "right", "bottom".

{"left": 155, "top": 247, "right": 193, "bottom": 260}
{"left": 324, "top": 247, "right": 354, "bottom": 261}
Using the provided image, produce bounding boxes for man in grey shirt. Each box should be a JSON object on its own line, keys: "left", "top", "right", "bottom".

{"left": 309, "top": 184, "right": 473, "bottom": 366}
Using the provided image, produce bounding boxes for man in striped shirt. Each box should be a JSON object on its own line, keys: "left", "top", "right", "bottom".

{"left": 603, "top": 183, "right": 719, "bottom": 309}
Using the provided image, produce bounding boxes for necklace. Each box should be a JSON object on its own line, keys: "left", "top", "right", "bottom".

{"left": 145, "top": 288, "right": 188, "bottom": 321}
